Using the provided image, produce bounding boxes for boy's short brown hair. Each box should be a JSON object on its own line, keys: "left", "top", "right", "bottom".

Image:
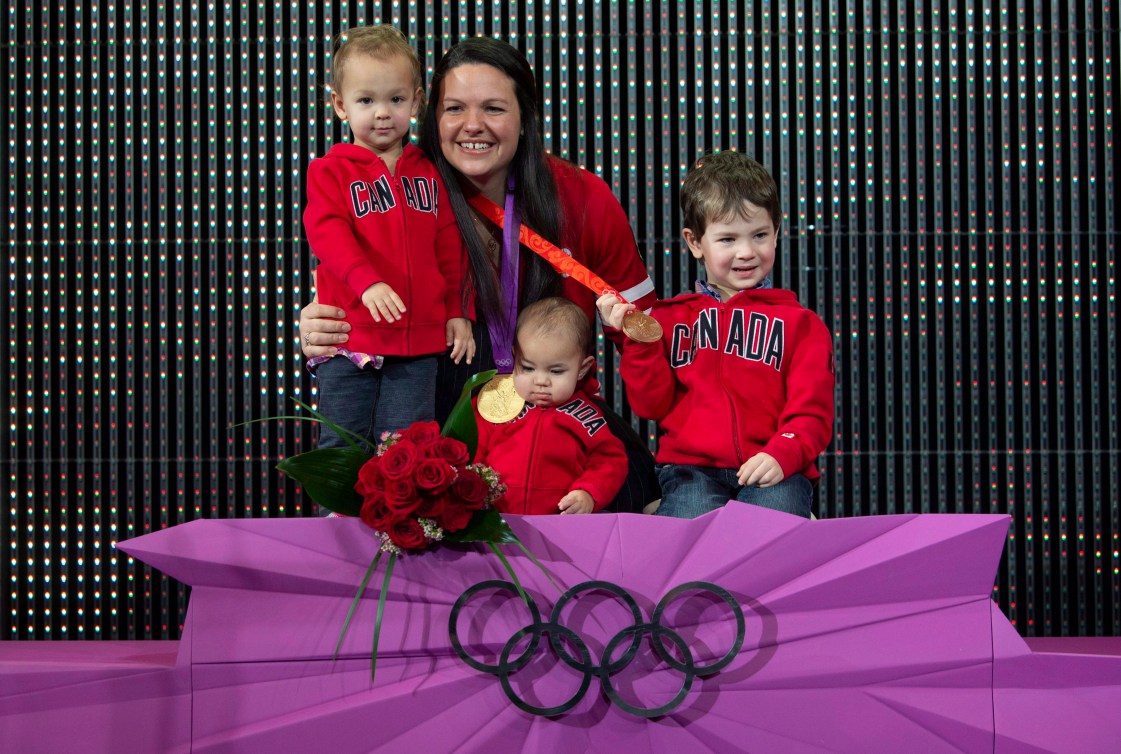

{"left": 680, "top": 150, "right": 781, "bottom": 238}
{"left": 330, "top": 25, "right": 423, "bottom": 105}
{"left": 515, "top": 298, "right": 594, "bottom": 357}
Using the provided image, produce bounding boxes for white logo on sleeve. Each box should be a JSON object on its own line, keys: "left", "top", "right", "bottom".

{"left": 781, "top": 432, "right": 795, "bottom": 439}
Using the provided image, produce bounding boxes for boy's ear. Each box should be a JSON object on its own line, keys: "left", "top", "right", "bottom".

{"left": 411, "top": 87, "right": 424, "bottom": 118}
{"left": 578, "top": 355, "right": 596, "bottom": 380}
{"left": 682, "top": 228, "right": 705, "bottom": 260}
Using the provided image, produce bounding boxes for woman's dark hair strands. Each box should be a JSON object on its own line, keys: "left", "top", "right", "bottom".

{"left": 419, "top": 37, "right": 563, "bottom": 323}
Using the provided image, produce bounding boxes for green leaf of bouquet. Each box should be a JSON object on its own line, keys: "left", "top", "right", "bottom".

{"left": 442, "top": 508, "right": 519, "bottom": 544}
{"left": 234, "top": 399, "right": 370, "bottom": 453}
{"left": 515, "top": 541, "right": 561, "bottom": 593}
{"left": 334, "top": 549, "right": 382, "bottom": 661}
{"left": 440, "top": 369, "right": 497, "bottom": 455}
{"left": 371, "top": 551, "right": 397, "bottom": 683}
{"left": 289, "top": 398, "right": 370, "bottom": 453}
{"left": 487, "top": 542, "right": 529, "bottom": 606}
{"left": 276, "top": 447, "right": 369, "bottom": 517}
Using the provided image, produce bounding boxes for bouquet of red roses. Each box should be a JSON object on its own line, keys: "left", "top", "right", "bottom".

{"left": 356, "top": 422, "right": 505, "bottom": 554}
{"left": 269, "top": 371, "right": 548, "bottom": 680}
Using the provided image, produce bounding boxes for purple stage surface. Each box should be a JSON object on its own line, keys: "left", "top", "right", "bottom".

{"left": 3, "top": 506, "right": 1119, "bottom": 752}
{"left": 0, "top": 640, "right": 190, "bottom": 753}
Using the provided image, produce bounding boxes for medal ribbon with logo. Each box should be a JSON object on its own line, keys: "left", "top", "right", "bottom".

{"left": 467, "top": 191, "right": 663, "bottom": 353}
{"left": 474, "top": 179, "right": 528, "bottom": 424}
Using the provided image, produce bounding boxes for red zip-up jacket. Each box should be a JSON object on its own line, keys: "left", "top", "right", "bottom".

{"left": 621, "top": 288, "right": 835, "bottom": 481}
{"left": 474, "top": 384, "right": 627, "bottom": 514}
{"left": 303, "top": 143, "right": 468, "bottom": 356}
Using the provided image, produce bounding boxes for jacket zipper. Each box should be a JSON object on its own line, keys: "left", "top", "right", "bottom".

{"left": 718, "top": 304, "right": 744, "bottom": 465}
{"left": 393, "top": 157, "right": 411, "bottom": 342}
{"left": 523, "top": 410, "right": 543, "bottom": 514}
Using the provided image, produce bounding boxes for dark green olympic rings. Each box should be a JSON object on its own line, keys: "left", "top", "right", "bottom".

{"left": 448, "top": 579, "right": 746, "bottom": 718}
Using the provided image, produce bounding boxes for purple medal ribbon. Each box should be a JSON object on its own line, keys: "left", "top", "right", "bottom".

{"left": 488, "top": 177, "right": 519, "bottom": 374}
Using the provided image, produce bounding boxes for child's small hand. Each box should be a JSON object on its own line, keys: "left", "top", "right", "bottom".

{"left": 446, "top": 317, "right": 475, "bottom": 364}
{"left": 558, "top": 489, "right": 595, "bottom": 515}
{"left": 361, "top": 282, "right": 405, "bottom": 323}
{"left": 737, "top": 452, "right": 784, "bottom": 487}
{"left": 595, "top": 292, "right": 634, "bottom": 331}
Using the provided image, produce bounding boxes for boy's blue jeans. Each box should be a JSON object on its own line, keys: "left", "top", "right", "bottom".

{"left": 313, "top": 355, "right": 437, "bottom": 515}
{"left": 655, "top": 464, "right": 814, "bottom": 519}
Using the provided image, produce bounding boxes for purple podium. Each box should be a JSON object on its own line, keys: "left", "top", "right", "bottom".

{"left": 3, "top": 506, "right": 1119, "bottom": 752}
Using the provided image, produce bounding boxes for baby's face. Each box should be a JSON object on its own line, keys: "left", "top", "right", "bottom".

{"left": 685, "top": 200, "right": 777, "bottom": 296}
{"left": 512, "top": 333, "right": 592, "bottom": 408}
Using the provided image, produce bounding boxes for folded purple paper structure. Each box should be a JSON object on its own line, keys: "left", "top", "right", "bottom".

{"left": 3, "top": 505, "right": 1118, "bottom": 752}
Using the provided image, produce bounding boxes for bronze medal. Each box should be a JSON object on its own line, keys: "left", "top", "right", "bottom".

{"left": 621, "top": 310, "right": 663, "bottom": 343}
{"left": 477, "top": 374, "right": 524, "bottom": 423}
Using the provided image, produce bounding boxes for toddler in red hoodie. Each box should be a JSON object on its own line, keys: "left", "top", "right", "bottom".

{"left": 303, "top": 25, "right": 473, "bottom": 464}
{"left": 474, "top": 298, "right": 627, "bottom": 515}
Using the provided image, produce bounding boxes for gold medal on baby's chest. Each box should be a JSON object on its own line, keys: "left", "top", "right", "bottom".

{"left": 476, "top": 374, "right": 524, "bottom": 423}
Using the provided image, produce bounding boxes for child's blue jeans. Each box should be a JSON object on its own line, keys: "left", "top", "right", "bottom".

{"left": 313, "top": 354, "right": 437, "bottom": 516}
{"left": 314, "top": 354, "right": 437, "bottom": 449}
{"left": 655, "top": 464, "right": 814, "bottom": 519}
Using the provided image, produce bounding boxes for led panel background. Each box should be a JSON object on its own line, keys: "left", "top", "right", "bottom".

{"left": 2, "top": 1, "right": 1117, "bottom": 639}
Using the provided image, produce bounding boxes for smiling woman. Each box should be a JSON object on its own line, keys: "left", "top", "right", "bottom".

{"left": 433, "top": 63, "right": 523, "bottom": 206}
{"left": 419, "top": 38, "right": 571, "bottom": 359}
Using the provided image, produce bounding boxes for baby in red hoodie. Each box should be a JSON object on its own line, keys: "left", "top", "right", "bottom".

{"left": 474, "top": 298, "right": 627, "bottom": 515}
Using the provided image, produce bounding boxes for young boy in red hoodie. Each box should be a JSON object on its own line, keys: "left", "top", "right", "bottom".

{"left": 474, "top": 298, "right": 627, "bottom": 515}
{"left": 598, "top": 151, "right": 835, "bottom": 519}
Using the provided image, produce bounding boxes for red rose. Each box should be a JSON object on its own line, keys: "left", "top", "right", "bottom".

{"left": 355, "top": 456, "right": 385, "bottom": 496}
{"left": 359, "top": 490, "right": 395, "bottom": 531}
{"left": 362, "top": 485, "right": 389, "bottom": 512}
{"left": 438, "top": 502, "right": 475, "bottom": 533}
{"left": 380, "top": 440, "right": 420, "bottom": 480}
{"left": 386, "top": 517, "right": 428, "bottom": 551}
{"left": 401, "top": 421, "right": 441, "bottom": 447}
{"left": 434, "top": 436, "right": 470, "bottom": 467}
{"left": 415, "top": 458, "right": 455, "bottom": 493}
{"left": 454, "top": 468, "right": 490, "bottom": 509}
{"left": 384, "top": 477, "right": 422, "bottom": 516}
{"left": 416, "top": 490, "right": 452, "bottom": 519}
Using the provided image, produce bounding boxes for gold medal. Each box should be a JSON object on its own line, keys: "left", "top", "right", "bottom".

{"left": 621, "top": 310, "right": 663, "bottom": 343}
{"left": 477, "top": 374, "right": 525, "bottom": 423}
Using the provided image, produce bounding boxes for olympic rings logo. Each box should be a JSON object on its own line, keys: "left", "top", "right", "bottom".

{"left": 448, "top": 579, "right": 746, "bottom": 718}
